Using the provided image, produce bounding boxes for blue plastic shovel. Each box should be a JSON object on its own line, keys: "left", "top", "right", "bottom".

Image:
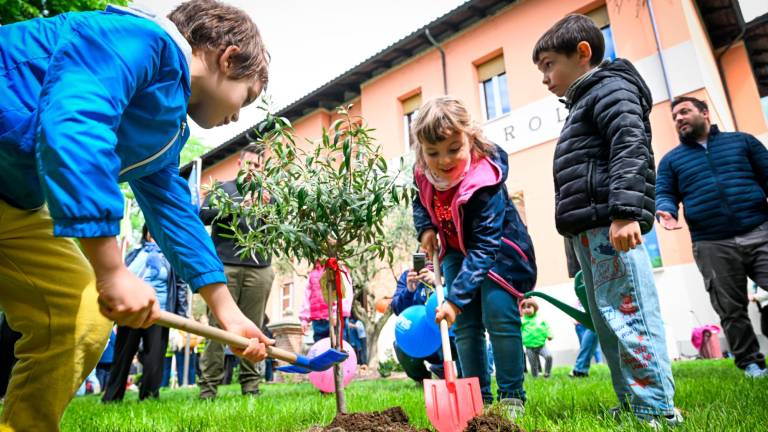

{"left": 158, "top": 311, "right": 347, "bottom": 374}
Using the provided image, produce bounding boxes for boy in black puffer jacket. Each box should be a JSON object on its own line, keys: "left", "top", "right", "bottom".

{"left": 533, "top": 14, "right": 681, "bottom": 427}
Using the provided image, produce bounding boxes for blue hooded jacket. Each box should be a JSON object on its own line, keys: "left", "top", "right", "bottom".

{"left": 413, "top": 145, "right": 537, "bottom": 310}
{"left": 0, "top": 5, "right": 224, "bottom": 290}
{"left": 390, "top": 270, "right": 430, "bottom": 315}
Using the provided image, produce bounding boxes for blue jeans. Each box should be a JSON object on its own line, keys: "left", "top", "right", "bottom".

{"left": 574, "top": 323, "right": 602, "bottom": 373}
{"left": 175, "top": 351, "right": 196, "bottom": 385}
{"left": 442, "top": 249, "right": 525, "bottom": 403}
{"left": 161, "top": 357, "right": 172, "bottom": 387}
{"left": 311, "top": 319, "right": 351, "bottom": 343}
{"left": 571, "top": 228, "right": 676, "bottom": 416}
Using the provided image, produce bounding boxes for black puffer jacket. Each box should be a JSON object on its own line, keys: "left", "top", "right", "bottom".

{"left": 553, "top": 58, "right": 656, "bottom": 236}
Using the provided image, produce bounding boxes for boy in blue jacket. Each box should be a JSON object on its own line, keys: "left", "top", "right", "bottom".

{"left": 0, "top": 1, "right": 271, "bottom": 429}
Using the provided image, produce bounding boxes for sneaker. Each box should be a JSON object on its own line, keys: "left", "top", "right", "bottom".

{"left": 569, "top": 370, "right": 589, "bottom": 378}
{"left": 636, "top": 409, "right": 684, "bottom": 430}
{"left": 744, "top": 363, "right": 768, "bottom": 378}
{"left": 499, "top": 398, "right": 525, "bottom": 420}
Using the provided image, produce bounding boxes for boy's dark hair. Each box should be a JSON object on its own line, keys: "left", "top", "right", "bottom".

{"left": 168, "top": 0, "right": 269, "bottom": 84}
{"left": 671, "top": 96, "right": 708, "bottom": 113}
{"left": 532, "top": 14, "right": 605, "bottom": 66}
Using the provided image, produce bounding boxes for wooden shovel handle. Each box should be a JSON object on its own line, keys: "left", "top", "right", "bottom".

{"left": 433, "top": 250, "right": 453, "bottom": 363}
{"left": 157, "top": 311, "right": 298, "bottom": 364}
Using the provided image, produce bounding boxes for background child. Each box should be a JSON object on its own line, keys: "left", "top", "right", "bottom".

{"left": 413, "top": 96, "right": 537, "bottom": 418}
{"left": 520, "top": 299, "right": 553, "bottom": 378}
{"left": 0, "top": 2, "right": 271, "bottom": 429}
{"left": 298, "top": 259, "right": 353, "bottom": 342}
{"left": 532, "top": 14, "right": 680, "bottom": 426}
{"left": 390, "top": 265, "right": 459, "bottom": 382}
{"left": 101, "top": 225, "right": 189, "bottom": 403}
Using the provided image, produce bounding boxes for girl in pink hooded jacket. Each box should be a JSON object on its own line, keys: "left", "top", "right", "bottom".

{"left": 299, "top": 259, "right": 353, "bottom": 342}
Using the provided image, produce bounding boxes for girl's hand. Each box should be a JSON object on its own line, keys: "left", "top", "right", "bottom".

{"left": 435, "top": 301, "right": 460, "bottom": 326}
{"left": 420, "top": 229, "right": 438, "bottom": 259}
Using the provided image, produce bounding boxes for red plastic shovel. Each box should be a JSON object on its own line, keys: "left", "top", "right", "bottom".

{"left": 423, "top": 250, "right": 483, "bottom": 432}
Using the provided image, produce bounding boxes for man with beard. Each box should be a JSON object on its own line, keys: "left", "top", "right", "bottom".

{"left": 656, "top": 96, "right": 768, "bottom": 378}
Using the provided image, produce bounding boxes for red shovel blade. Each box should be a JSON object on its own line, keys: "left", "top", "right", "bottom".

{"left": 424, "top": 362, "right": 483, "bottom": 432}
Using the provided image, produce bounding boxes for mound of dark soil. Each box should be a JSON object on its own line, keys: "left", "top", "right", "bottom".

{"left": 307, "top": 407, "right": 429, "bottom": 432}
{"left": 463, "top": 414, "right": 526, "bottom": 432}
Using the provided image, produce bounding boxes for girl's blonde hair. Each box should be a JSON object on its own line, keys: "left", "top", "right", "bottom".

{"left": 411, "top": 96, "right": 496, "bottom": 171}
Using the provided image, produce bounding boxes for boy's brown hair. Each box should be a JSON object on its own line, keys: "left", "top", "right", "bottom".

{"left": 532, "top": 14, "right": 604, "bottom": 66}
{"left": 168, "top": 0, "right": 269, "bottom": 84}
{"left": 411, "top": 96, "right": 496, "bottom": 171}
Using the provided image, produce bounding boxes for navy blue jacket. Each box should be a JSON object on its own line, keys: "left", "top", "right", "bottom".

{"left": 390, "top": 271, "right": 430, "bottom": 315}
{"left": 656, "top": 125, "right": 768, "bottom": 241}
{"left": 413, "top": 145, "right": 537, "bottom": 310}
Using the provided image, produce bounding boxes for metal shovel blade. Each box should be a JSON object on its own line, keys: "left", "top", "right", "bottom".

{"left": 424, "top": 362, "right": 483, "bottom": 432}
{"left": 276, "top": 348, "right": 348, "bottom": 374}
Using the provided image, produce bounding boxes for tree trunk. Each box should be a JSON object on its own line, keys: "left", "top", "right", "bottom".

{"left": 353, "top": 297, "right": 392, "bottom": 367}
{"left": 367, "top": 308, "right": 392, "bottom": 367}
{"left": 328, "top": 272, "right": 347, "bottom": 414}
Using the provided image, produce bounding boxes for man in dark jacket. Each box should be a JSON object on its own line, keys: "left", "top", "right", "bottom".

{"left": 656, "top": 96, "right": 768, "bottom": 378}
{"left": 533, "top": 14, "right": 679, "bottom": 426}
{"left": 198, "top": 143, "right": 275, "bottom": 399}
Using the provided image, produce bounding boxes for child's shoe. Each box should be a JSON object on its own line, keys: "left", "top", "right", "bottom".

{"left": 744, "top": 363, "right": 767, "bottom": 378}
{"left": 636, "top": 409, "right": 684, "bottom": 430}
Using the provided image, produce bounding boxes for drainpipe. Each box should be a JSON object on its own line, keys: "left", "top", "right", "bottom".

{"left": 714, "top": 4, "right": 746, "bottom": 131}
{"left": 425, "top": 28, "right": 448, "bottom": 95}
{"left": 647, "top": 0, "right": 674, "bottom": 101}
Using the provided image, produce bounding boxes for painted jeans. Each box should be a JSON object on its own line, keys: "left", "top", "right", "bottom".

{"left": 442, "top": 249, "right": 526, "bottom": 403}
{"left": 571, "top": 227, "right": 676, "bottom": 416}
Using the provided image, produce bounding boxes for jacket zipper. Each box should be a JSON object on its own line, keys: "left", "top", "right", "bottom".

{"left": 587, "top": 160, "right": 598, "bottom": 221}
{"left": 704, "top": 145, "right": 736, "bottom": 221}
{"left": 119, "top": 122, "right": 186, "bottom": 176}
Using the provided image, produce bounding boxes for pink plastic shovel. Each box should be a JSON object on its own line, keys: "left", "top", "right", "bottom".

{"left": 423, "top": 250, "right": 483, "bottom": 432}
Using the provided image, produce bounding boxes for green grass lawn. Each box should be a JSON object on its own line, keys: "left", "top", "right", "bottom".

{"left": 60, "top": 359, "right": 767, "bottom": 431}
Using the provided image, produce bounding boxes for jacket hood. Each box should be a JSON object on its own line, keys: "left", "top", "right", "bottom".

{"left": 106, "top": 3, "right": 192, "bottom": 71}
{"left": 569, "top": 58, "right": 652, "bottom": 110}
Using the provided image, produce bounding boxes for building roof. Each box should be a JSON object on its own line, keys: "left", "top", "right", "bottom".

{"left": 180, "top": 0, "right": 516, "bottom": 177}
{"left": 697, "top": 0, "right": 768, "bottom": 97}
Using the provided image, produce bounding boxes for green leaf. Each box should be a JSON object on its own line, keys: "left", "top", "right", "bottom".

{"left": 343, "top": 139, "right": 352, "bottom": 173}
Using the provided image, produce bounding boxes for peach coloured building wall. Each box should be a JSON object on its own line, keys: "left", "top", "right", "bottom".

{"left": 199, "top": 0, "right": 768, "bottom": 360}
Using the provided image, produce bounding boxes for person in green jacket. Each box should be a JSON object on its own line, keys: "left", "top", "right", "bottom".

{"left": 521, "top": 299, "right": 553, "bottom": 378}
